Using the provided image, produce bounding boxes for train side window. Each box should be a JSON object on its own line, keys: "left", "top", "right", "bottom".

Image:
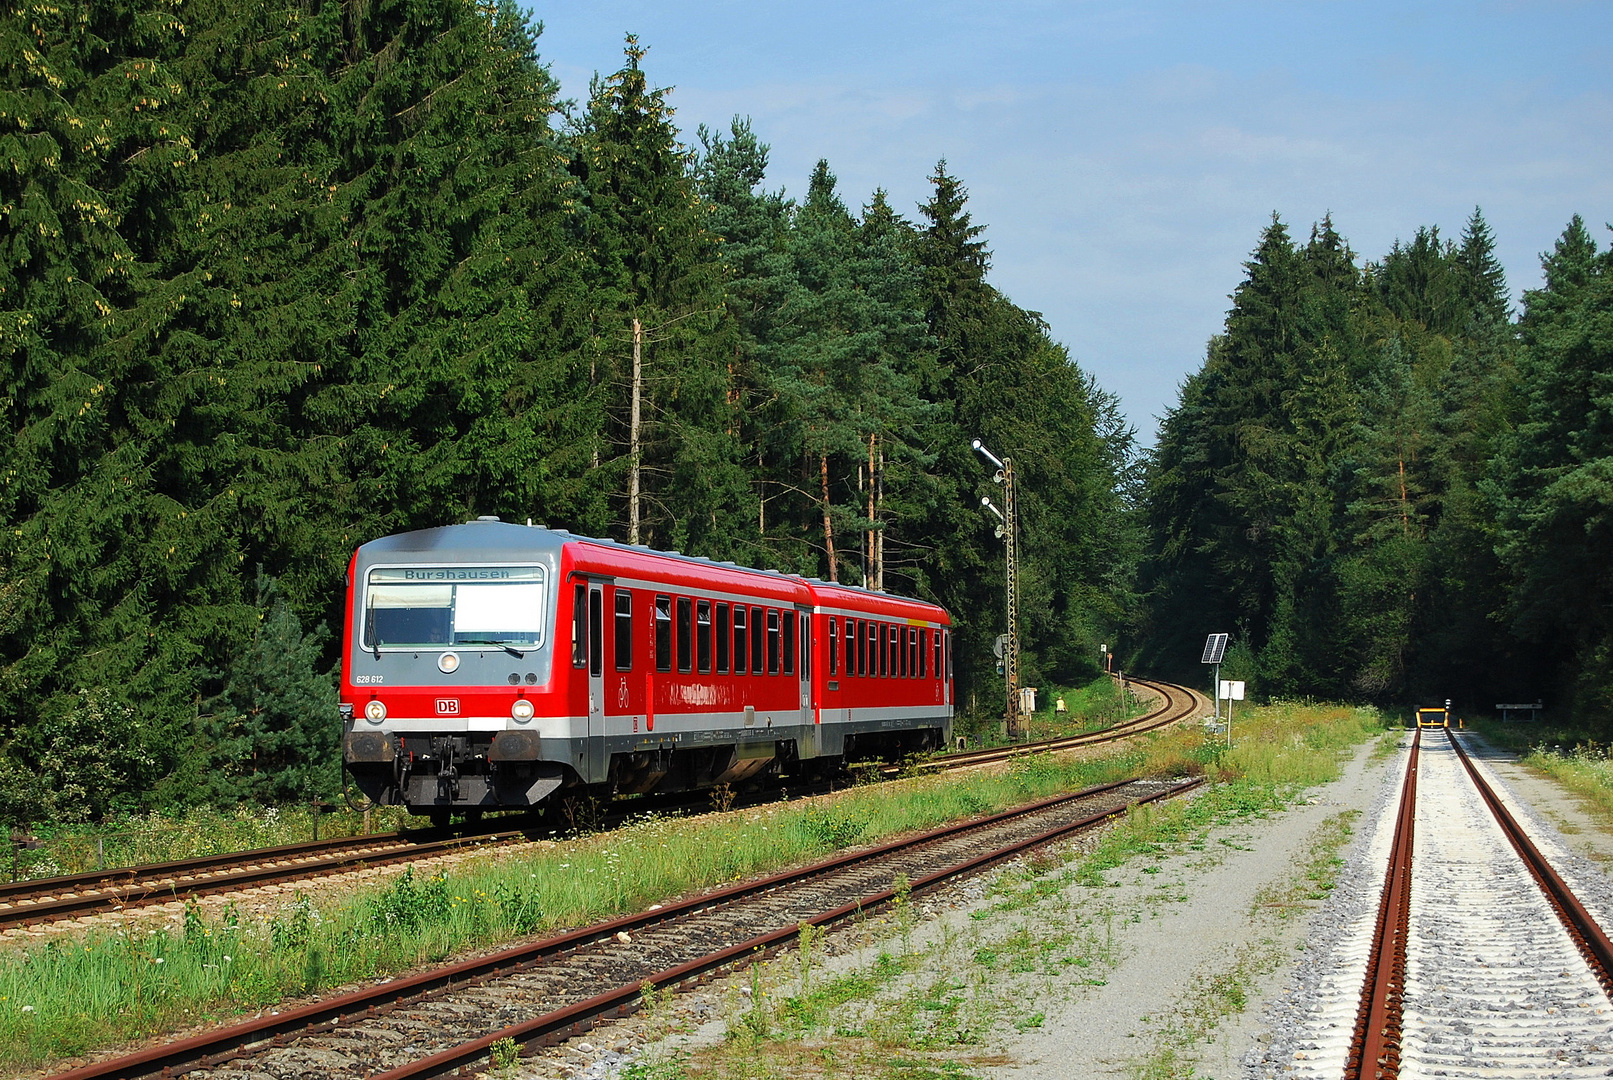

{"left": 782, "top": 610, "right": 796, "bottom": 675}
{"left": 801, "top": 613, "right": 810, "bottom": 677}
{"left": 696, "top": 600, "right": 712, "bottom": 673}
{"left": 767, "top": 609, "right": 780, "bottom": 675}
{"left": 895, "top": 625, "right": 903, "bottom": 677}
{"left": 716, "top": 603, "right": 731, "bottom": 674}
{"left": 898, "top": 625, "right": 907, "bottom": 677}
{"left": 877, "top": 622, "right": 888, "bottom": 677}
{"left": 855, "top": 619, "right": 866, "bottom": 675}
{"left": 828, "top": 618, "right": 838, "bottom": 676}
{"left": 572, "top": 583, "right": 587, "bottom": 668}
{"left": 751, "top": 606, "right": 764, "bottom": 672}
{"left": 676, "top": 598, "right": 693, "bottom": 673}
{"left": 919, "top": 629, "right": 928, "bottom": 677}
{"left": 733, "top": 605, "right": 748, "bottom": 674}
{"left": 589, "top": 588, "right": 604, "bottom": 677}
{"left": 907, "top": 627, "right": 917, "bottom": 677}
{"left": 655, "top": 595, "right": 672, "bottom": 672}
{"left": 614, "top": 591, "right": 633, "bottom": 671}
{"left": 945, "top": 630, "right": 952, "bottom": 679}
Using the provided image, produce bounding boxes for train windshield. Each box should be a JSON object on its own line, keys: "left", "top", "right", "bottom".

{"left": 363, "top": 566, "right": 547, "bottom": 650}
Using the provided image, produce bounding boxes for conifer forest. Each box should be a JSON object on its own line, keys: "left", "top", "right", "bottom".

{"left": 1, "top": 0, "right": 1609, "bottom": 822}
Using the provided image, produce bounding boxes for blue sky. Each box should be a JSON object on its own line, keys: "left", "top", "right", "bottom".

{"left": 528, "top": 2, "right": 1612, "bottom": 443}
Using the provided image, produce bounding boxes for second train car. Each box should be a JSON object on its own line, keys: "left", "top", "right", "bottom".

{"left": 340, "top": 519, "right": 954, "bottom": 820}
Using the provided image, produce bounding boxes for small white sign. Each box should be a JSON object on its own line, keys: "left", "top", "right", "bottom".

{"left": 1218, "top": 680, "right": 1246, "bottom": 701}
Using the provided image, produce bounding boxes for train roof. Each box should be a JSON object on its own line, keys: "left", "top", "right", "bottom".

{"left": 356, "top": 519, "right": 949, "bottom": 620}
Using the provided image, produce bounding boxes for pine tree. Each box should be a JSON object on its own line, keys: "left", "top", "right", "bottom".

{"left": 569, "top": 36, "right": 748, "bottom": 557}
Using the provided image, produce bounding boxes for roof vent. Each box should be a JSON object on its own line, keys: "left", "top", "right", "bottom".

{"left": 475, "top": 515, "right": 501, "bottom": 523}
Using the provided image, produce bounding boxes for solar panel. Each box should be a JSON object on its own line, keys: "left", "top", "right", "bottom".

{"left": 1201, "top": 633, "right": 1228, "bottom": 664}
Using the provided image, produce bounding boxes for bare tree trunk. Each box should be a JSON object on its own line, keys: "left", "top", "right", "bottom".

{"left": 867, "top": 433, "right": 876, "bottom": 588}
{"left": 820, "top": 452, "right": 838, "bottom": 582}
{"left": 629, "top": 318, "right": 643, "bottom": 545}
{"left": 1398, "top": 456, "right": 1409, "bottom": 536}
{"left": 857, "top": 464, "right": 866, "bottom": 582}
{"left": 875, "top": 447, "right": 885, "bottom": 592}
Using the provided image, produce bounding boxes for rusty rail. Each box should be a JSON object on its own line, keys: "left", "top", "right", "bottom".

{"left": 1447, "top": 730, "right": 1613, "bottom": 998}
{"left": 44, "top": 775, "right": 1201, "bottom": 1080}
{"left": 1346, "top": 728, "right": 1419, "bottom": 1080}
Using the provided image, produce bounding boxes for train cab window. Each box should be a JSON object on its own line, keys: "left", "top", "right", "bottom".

{"left": 676, "top": 598, "right": 693, "bottom": 672}
{"left": 655, "top": 595, "right": 672, "bottom": 672}
{"left": 716, "top": 603, "right": 731, "bottom": 674}
{"left": 801, "top": 613, "right": 811, "bottom": 677}
{"left": 589, "top": 588, "right": 604, "bottom": 677}
{"left": 828, "top": 618, "right": 839, "bottom": 676}
{"left": 614, "top": 591, "right": 633, "bottom": 671}
{"left": 733, "top": 605, "right": 748, "bottom": 674}
{"left": 919, "top": 629, "right": 928, "bottom": 677}
{"left": 766, "top": 609, "right": 780, "bottom": 675}
{"left": 751, "top": 607, "right": 764, "bottom": 673}
{"left": 572, "top": 584, "right": 587, "bottom": 668}
{"left": 782, "top": 610, "right": 795, "bottom": 675}
{"left": 696, "top": 600, "right": 712, "bottom": 673}
{"left": 945, "top": 630, "right": 952, "bottom": 679}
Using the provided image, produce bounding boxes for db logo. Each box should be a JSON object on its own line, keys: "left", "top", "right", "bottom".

{"left": 435, "top": 698, "right": 460, "bottom": 716}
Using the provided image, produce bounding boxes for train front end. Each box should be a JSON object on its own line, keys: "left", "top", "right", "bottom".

{"left": 340, "top": 519, "right": 571, "bottom": 819}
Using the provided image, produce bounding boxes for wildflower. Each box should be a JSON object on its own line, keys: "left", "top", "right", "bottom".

{"left": 222, "top": 955, "right": 232, "bottom": 962}
{"left": 20, "top": 1006, "right": 32, "bottom": 1012}
{"left": 154, "top": 957, "right": 164, "bottom": 964}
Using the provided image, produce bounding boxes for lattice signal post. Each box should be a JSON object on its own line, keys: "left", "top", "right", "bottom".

{"left": 974, "top": 439, "right": 1021, "bottom": 738}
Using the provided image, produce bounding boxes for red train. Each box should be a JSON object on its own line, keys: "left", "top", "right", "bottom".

{"left": 341, "top": 519, "right": 954, "bottom": 820}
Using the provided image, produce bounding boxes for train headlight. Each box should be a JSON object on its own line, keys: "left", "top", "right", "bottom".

{"left": 364, "top": 699, "right": 387, "bottom": 724}
{"left": 437, "top": 651, "right": 460, "bottom": 674}
{"left": 511, "top": 698, "right": 535, "bottom": 723}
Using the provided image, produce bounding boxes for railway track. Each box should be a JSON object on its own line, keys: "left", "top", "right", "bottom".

{"left": 1335, "top": 729, "right": 1613, "bottom": 1078}
{"left": 912, "top": 675, "right": 1206, "bottom": 773}
{"left": 5, "top": 679, "right": 1202, "bottom": 934}
{"left": 44, "top": 772, "right": 1203, "bottom": 1080}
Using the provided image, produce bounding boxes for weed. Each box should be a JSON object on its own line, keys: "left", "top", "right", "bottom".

{"left": 489, "top": 1035, "right": 519, "bottom": 1071}
{"left": 797, "top": 806, "right": 869, "bottom": 849}
{"left": 709, "top": 784, "right": 736, "bottom": 814}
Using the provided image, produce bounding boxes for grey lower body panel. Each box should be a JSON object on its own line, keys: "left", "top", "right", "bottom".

{"left": 344, "top": 711, "right": 952, "bottom": 812}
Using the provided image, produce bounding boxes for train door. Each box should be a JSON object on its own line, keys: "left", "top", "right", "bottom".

{"left": 588, "top": 582, "right": 605, "bottom": 776}
{"left": 798, "top": 608, "right": 812, "bottom": 726}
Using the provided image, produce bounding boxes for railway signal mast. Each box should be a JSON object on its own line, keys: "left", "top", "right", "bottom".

{"left": 974, "top": 439, "right": 1021, "bottom": 738}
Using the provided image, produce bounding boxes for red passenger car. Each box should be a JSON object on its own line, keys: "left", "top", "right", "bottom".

{"left": 341, "top": 520, "right": 953, "bottom": 820}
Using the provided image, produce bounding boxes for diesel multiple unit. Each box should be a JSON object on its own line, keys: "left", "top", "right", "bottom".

{"left": 341, "top": 519, "right": 954, "bottom": 820}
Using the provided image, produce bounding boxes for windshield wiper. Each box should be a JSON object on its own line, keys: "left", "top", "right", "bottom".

{"left": 456, "top": 639, "right": 529, "bottom": 659}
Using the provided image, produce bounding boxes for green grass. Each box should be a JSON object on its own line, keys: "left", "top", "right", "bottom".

{"left": 10, "top": 803, "right": 419, "bottom": 881}
{"left": 958, "top": 675, "right": 1149, "bottom": 747}
{"left": 0, "top": 748, "right": 1168, "bottom": 1070}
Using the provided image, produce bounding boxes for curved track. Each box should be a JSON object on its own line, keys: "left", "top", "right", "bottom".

{"left": 5, "top": 678, "right": 1204, "bottom": 933}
